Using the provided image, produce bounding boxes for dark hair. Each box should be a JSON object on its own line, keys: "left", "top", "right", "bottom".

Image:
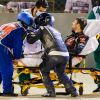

{"left": 76, "top": 17, "right": 87, "bottom": 30}
{"left": 35, "top": 0, "right": 49, "bottom": 8}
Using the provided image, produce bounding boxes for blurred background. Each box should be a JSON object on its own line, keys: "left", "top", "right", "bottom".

{"left": 0, "top": 0, "right": 66, "bottom": 13}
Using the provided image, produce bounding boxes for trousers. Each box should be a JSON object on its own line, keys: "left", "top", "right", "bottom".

{"left": 0, "top": 44, "right": 13, "bottom": 93}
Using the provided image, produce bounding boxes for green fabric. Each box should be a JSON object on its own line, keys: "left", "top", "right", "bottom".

{"left": 93, "top": 41, "right": 100, "bottom": 87}
{"left": 98, "top": 83, "right": 100, "bottom": 87}
{"left": 87, "top": 10, "right": 96, "bottom": 19}
{"left": 96, "top": 7, "right": 100, "bottom": 15}
{"left": 17, "top": 69, "right": 30, "bottom": 82}
{"left": 94, "top": 43, "right": 100, "bottom": 69}
{"left": 18, "top": 73, "right": 30, "bottom": 82}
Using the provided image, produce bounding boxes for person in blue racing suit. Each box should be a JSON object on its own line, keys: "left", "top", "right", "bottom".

{"left": 0, "top": 11, "right": 34, "bottom": 96}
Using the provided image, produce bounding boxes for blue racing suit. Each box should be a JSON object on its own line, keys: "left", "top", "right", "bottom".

{"left": 0, "top": 22, "right": 26, "bottom": 94}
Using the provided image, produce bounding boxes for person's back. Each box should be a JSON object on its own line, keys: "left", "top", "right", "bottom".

{"left": 0, "top": 22, "right": 25, "bottom": 59}
{"left": 39, "top": 26, "right": 68, "bottom": 53}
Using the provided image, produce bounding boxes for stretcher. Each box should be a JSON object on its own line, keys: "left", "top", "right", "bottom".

{"left": 12, "top": 53, "right": 100, "bottom": 96}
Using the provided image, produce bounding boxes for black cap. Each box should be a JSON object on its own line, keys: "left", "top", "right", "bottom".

{"left": 35, "top": 0, "right": 49, "bottom": 8}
